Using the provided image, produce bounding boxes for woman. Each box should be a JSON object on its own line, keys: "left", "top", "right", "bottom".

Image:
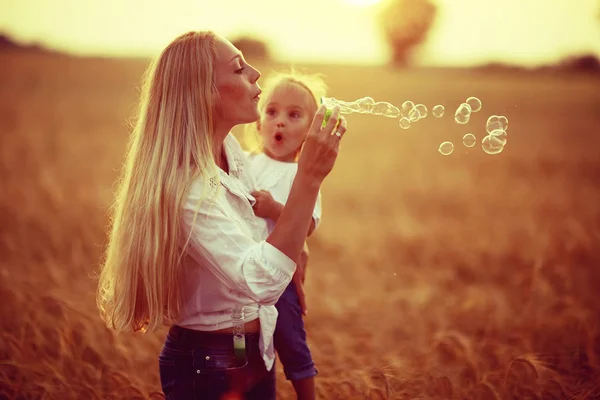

{"left": 96, "top": 30, "right": 347, "bottom": 399}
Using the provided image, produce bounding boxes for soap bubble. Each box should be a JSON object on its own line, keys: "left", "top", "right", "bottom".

{"left": 490, "top": 128, "right": 507, "bottom": 145}
{"left": 482, "top": 135, "right": 505, "bottom": 155}
{"left": 486, "top": 115, "right": 508, "bottom": 133}
{"left": 432, "top": 105, "right": 445, "bottom": 118}
{"left": 454, "top": 103, "right": 471, "bottom": 124}
{"left": 372, "top": 101, "right": 401, "bottom": 118}
{"left": 466, "top": 97, "right": 482, "bottom": 112}
{"left": 455, "top": 114, "right": 470, "bottom": 124}
{"left": 415, "top": 104, "right": 428, "bottom": 119}
{"left": 347, "top": 102, "right": 362, "bottom": 113}
{"left": 320, "top": 97, "right": 514, "bottom": 157}
{"left": 401, "top": 101, "right": 415, "bottom": 118}
{"left": 327, "top": 100, "right": 354, "bottom": 114}
{"left": 462, "top": 133, "right": 476, "bottom": 147}
{"left": 321, "top": 97, "right": 358, "bottom": 114}
{"left": 356, "top": 97, "right": 375, "bottom": 113}
{"left": 438, "top": 141, "right": 454, "bottom": 155}
{"left": 399, "top": 117, "right": 411, "bottom": 129}
{"left": 322, "top": 96, "right": 400, "bottom": 117}
{"left": 498, "top": 116, "right": 508, "bottom": 128}
{"left": 408, "top": 107, "right": 421, "bottom": 122}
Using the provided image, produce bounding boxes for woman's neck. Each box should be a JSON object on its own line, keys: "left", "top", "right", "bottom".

{"left": 213, "top": 122, "right": 233, "bottom": 174}
{"left": 214, "top": 145, "right": 229, "bottom": 174}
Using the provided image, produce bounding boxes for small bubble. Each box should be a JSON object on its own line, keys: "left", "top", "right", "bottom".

{"left": 372, "top": 101, "right": 401, "bottom": 118}
{"left": 482, "top": 135, "right": 505, "bottom": 155}
{"left": 348, "top": 102, "right": 362, "bottom": 113}
{"left": 356, "top": 97, "right": 375, "bottom": 113}
{"left": 415, "top": 104, "right": 428, "bottom": 118}
{"left": 408, "top": 107, "right": 421, "bottom": 122}
{"left": 455, "top": 114, "right": 470, "bottom": 124}
{"left": 486, "top": 115, "right": 508, "bottom": 133}
{"left": 438, "top": 141, "right": 454, "bottom": 155}
{"left": 323, "top": 97, "right": 358, "bottom": 114}
{"left": 339, "top": 103, "right": 355, "bottom": 114}
{"left": 498, "top": 116, "right": 508, "bottom": 130}
{"left": 454, "top": 103, "right": 471, "bottom": 124}
{"left": 401, "top": 101, "right": 415, "bottom": 118}
{"left": 466, "top": 97, "right": 482, "bottom": 112}
{"left": 432, "top": 105, "right": 445, "bottom": 118}
{"left": 462, "top": 133, "right": 476, "bottom": 147}
{"left": 398, "top": 117, "right": 411, "bottom": 129}
{"left": 490, "top": 128, "right": 507, "bottom": 145}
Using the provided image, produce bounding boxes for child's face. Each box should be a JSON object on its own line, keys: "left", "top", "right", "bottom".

{"left": 258, "top": 83, "right": 315, "bottom": 162}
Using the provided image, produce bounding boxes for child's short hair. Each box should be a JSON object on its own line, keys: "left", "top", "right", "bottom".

{"left": 243, "top": 68, "right": 328, "bottom": 155}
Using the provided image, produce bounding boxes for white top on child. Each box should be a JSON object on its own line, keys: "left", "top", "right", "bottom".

{"left": 247, "top": 152, "right": 322, "bottom": 234}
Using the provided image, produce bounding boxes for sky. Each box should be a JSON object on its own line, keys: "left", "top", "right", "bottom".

{"left": 1, "top": 0, "right": 599, "bottom": 67}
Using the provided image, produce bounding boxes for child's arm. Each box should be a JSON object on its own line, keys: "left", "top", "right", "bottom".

{"left": 252, "top": 190, "right": 317, "bottom": 235}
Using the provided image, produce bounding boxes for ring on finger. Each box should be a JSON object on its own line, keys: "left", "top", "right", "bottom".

{"left": 334, "top": 131, "right": 342, "bottom": 138}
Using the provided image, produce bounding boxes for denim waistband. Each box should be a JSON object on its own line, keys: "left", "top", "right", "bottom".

{"left": 166, "top": 325, "right": 260, "bottom": 352}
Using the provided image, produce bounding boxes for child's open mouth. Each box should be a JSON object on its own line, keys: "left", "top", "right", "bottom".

{"left": 274, "top": 133, "right": 283, "bottom": 142}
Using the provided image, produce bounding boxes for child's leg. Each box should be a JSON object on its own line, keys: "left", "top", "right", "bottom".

{"left": 291, "top": 377, "right": 315, "bottom": 400}
{"left": 274, "top": 282, "right": 318, "bottom": 400}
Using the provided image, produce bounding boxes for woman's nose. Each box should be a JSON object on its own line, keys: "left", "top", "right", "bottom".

{"left": 250, "top": 65, "right": 261, "bottom": 83}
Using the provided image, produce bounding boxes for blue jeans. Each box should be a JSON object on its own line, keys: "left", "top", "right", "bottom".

{"left": 159, "top": 325, "right": 276, "bottom": 400}
{"left": 274, "top": 281, "right": 319, "bottom": 381}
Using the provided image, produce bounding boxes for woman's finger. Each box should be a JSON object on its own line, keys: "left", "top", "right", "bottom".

{"left": 330, "top": 116, "right": 347, "bottom": 149}
{"left": 321, "top": 106, "right": 341, "bottom": 136}
{"left": 332, "top": 116, "right": 347, "bottom": 137}
{"left": 309, "top": 104, "right": 329, "bottom": 135}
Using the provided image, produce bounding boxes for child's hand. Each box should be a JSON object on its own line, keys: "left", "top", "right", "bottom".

{"left": 298, "top": 242, "right": 309, "bottom": 284}
{"left": 251, "top": 190, "right": 276, "bottom": 219}
{"left": 293, "top": 266, "right": 308, "bottom": 316}
{"left": 294, "top": 242, "right": 310, "bottom": 315}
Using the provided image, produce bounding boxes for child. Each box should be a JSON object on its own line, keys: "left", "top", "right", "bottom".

{"left": 244, "top": 70, "right": 329, "bottom": 400}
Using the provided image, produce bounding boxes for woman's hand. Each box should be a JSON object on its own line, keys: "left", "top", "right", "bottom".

{"left": 297, "top": 105, "right": 347, "bottom": 185}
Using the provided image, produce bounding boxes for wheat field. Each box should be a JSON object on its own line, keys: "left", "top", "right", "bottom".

{"left": 1, "top": 51, "right": 599, "bottom": 399}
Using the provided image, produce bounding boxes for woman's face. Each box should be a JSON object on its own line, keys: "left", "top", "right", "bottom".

{"left": 213, "top": 36, "right": 262, "bottom": 128}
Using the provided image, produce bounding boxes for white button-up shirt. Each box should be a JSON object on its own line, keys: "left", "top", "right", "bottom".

{"left": 177, "top": 133, "right": 296, "bottom": 371}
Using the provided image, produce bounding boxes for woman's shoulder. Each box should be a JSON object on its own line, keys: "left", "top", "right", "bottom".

{"left": 185, "top": 173, "right": 221, "bottom": 205}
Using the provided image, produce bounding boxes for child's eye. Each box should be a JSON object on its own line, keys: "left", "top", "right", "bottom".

{"left": 265, "top": 108, "right": 276, "bottom": 116}
{"left": 290, "top": 112, "right": 300, "bottom": 118}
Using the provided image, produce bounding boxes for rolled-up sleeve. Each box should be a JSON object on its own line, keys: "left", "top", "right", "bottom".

{"left": 182, "top": 192, "right": 296, "bottom": 306}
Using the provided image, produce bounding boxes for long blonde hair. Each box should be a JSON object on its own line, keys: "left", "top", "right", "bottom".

{"left": 243, "top": 69, "right": 328, "bottom": 158}
{"left": 97, "top": 31, "right": 219, "bottom": 333}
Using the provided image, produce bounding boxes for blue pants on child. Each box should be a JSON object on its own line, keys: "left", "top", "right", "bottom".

{"left": 273, "top": 280, "right": 319, "bottom": 381}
